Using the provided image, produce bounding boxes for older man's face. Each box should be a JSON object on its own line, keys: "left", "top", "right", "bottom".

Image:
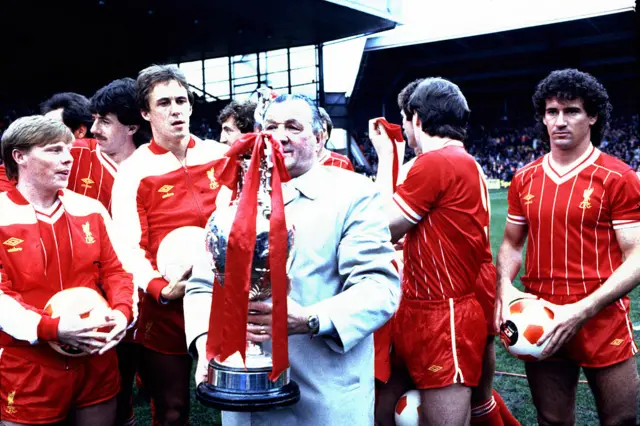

{"left": 263, "top": 100, "right": 320, "bottom": 178}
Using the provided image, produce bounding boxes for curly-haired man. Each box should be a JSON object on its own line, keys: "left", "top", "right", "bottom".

{"left": 496, "top": 68, "right": 640, "bottom": 425}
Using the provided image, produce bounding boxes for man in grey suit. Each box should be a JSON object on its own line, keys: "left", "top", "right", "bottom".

{"left": 183, "top": 93, "right": 400, "bottom": 425}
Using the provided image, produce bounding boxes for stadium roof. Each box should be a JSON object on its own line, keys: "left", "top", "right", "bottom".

{"left": 1, "top": 0, "right": 400, "bottom": 103}
{"left": 349, "top": 10, "right": 638, "bottom": 124}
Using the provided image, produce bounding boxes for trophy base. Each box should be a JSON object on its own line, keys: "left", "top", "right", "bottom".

{"left": 196, "top": 360, "right": 301, "bottom": 412}
{"left": 196, "top": 380, "right": 300, "bottom": 412}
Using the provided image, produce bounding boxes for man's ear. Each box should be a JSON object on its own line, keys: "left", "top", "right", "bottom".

{"left": 412, "top": 112, "right": 422, "bottom": 131}
{"left": 12, "top": 149, "right": 26, "bottom": 166}
{"left": 74, "top": 125, "right": 87, "bottom": 139}
{"left": 141, "top": 110, "right": 151, "bottom": 122}
{"left": 128, "top": 125, "right": 140, "bottom": 136}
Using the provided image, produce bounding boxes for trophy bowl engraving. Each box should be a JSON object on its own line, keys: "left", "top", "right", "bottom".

{"left": 205, "top": 200, "right": 294, "bottom": 302}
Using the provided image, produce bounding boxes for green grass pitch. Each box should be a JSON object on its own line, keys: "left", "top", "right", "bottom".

{"left": 132, "top": 189, "right": 639, "bottom": 425}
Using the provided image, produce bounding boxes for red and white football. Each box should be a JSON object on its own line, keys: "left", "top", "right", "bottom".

{"left": 395, "top": 389, "right": 421, "bottom": 426}
{"left": 44, "top": 287, "right": 111, "bottom": 357}
{"left": 500, "top": 297, "right": 556, "bottom": 361}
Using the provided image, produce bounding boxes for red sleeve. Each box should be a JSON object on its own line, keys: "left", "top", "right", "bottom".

{"left": 111, "top": 164, "right": 168, "bottom": 304}
{"left": 506, "top": 172, "right": 527, "bottom": 226}
{"left": 0, "top": 165, "right": 15, "bottom": 192}
{"left": 68, "top": 144, "right": 87, "bottom": 193}
{"left": 97, "top": 211, "right": 136, "bottom": 325}
{"left": 0, "top": 261, "right": 60, "bottom": 342}
{"left": 609, "top": 170, "right": 640, "bottom": 230}
{"left": 393, "top": 152, "right": 447, "bottom": 223}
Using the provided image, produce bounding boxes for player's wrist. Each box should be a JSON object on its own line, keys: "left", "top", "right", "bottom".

{"left": 575, "top": 296, "right": 599, "bottom": 319}
{"left": 39, "top": 315, "right": 61, "bottom": 342}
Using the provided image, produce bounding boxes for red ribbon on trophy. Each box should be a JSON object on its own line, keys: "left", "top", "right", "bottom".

{"left": 207, "top": 132, "right": 291, "bottom": 381}
{"left": 373, "top": 117, "right": 404, "bottom": 191}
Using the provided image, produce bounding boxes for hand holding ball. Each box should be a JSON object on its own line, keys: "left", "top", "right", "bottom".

{"left": 44, "top": 287, "right": 112, "bottom": 357}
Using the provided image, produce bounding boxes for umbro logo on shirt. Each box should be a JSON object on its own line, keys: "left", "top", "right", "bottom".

{"left": 3, "top": 237, "right": 23, "bottom": 252}
{"left": 81, "top": 177, "right": 94, "bottom": 189}
{"left": 523, "top": 193, "right": 534, "bottom": 205}
{"left": 158, "top": 185, "right": 175, "bottom": 199}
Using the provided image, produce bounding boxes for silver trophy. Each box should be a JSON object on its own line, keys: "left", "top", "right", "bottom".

{"left": 196, "top": 144, "right": 300, "bottom": 412}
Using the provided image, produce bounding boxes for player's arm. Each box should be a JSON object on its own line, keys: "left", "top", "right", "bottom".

{"left": 368, "top": 118, "right": 397, "bottom": 200}
{"left": 495, "top": 177, "right": 536, "bottom": 331}
{"left": 0, "top": 267, "right": 58, "bottom": 344}
{"left": 387, "top": 204, "right": 416, "bottom": 243}
{"left": 386, "top": 153, "right": 441, "bottom": 243}
{"left": 580, "top": 225, "right": 640, "bottom": 315}
{"left": 0, "top": 263, "right": 112, "bottom": 352}
{"left": 111, "top": 163, "right": 171, "bottom": 304}
{"left": 96, "top": 206, "right": 135, "bottom": 324}
{"left": 494, "top": 221, "right": 532, "bottom": 328}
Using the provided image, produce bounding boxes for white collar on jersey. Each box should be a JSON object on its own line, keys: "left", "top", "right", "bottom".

{"left": 543, "top": 144, "right": 600, "bottom": 185}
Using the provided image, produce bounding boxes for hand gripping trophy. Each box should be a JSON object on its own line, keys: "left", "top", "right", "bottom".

{"left": 195, "top": 120, "right": 300, "bottom": 411}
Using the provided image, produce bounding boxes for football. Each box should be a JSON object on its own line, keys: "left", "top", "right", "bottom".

{"left": 395, "top": 389, "right": 421, "bottom": 426}
{"left": 43, "top": 287, "right": 111, "bottom": 357}
{"left": 156, "top": 226, "right": 207, "bottom": 282}
{"left": 500, "top": 297, "right": 556, "bottom": 361}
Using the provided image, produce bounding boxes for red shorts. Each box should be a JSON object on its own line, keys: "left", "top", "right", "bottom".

{"left": 374, "top": 253, "right": 403, "bottom": 383}
{"left": 474, "top": 262, "right": 497, "bottom": 335}
{"left": 137, "top": 293, "right": 188, "bottom": 355}
{"left": 392, "top": 294, "right": 486, "bottom": 389}
{"left": 0, "top": 346, "right": 119, "bottom": 424}
{"left": 530, "top": 291, "right": 638, "bottom": 367}
{"left": 374, "top": 318, "right": 394, "bottom": 383}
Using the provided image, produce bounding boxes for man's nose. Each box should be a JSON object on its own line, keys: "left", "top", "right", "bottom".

{"left": 170, "top": 100, "right": 181, "bottom": 115}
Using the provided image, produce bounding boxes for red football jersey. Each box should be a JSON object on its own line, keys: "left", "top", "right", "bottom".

{"left": 320, "top": 150, "right": 354, "bottom": 171}
{"left": 394, "top": 142, "right": 490, "bottom": 300}
{"left": 0, "top": 164, "right": 15, "bottom": 192}
{"left": 67, "top": 138, "right": 118, "bottom": 211}
{"left": 507, "top": 145, "right": 640, "bottom": 295}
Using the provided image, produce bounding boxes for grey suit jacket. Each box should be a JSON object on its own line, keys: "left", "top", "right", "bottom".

{"left": 184, "top": 164, "right": 400, "bottom": 426}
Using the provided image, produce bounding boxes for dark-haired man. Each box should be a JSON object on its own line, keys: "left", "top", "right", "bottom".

{"left": 218, "top": 100, "right": 257, "bottom": 145}
{"left": 496, "top": 68, "right": 640, "bottom": 425}
{"left": 376, "top": 78, "right": 489, "bottom": 425}
{"left": 41, "top": 92, "right": 94, "bottom": 139}
{"left": 69, "top": 78, "right": 147, "bottom": 212}
{"left": 373, "top": 78, "right": 520, "bottom": 426}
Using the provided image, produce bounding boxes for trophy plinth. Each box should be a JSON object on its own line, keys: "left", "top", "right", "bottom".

{"left": 196, "top": 345, "right": 300, "bottom": 411}
{"left": 195, "top": 151, "right": 300, "bottom": 412}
